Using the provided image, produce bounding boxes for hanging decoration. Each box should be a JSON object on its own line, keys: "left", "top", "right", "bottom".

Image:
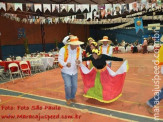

{"left": 26, "top": 3, "right": 34, "bottom": 12}
{"left": 15, "top": 3, "right": 22, "bottom": 11}
{"left": 52, "top": 4, "right": 59, "bottom": 12}
{"left": 0, "top": 2, "right": 6, "bottom": 11}
{"left": 60, "top": 4, "right": 68, "bottom": 12}
{"left": 7, "top": 3, "right": 15, "bottom": 11}
{"left": 134, "top": 17, "right": 144, "bottom": 34}
{"left": 43, "top": 4, "right": 51, "bottom": 13}
{"left": 0, "top": 2, "right": 162, "bottom": 26}
{"left": 67, "top": 4, "right": 74, "bottom": 12}
{"left": 34, "top": 4, "right": 42, "bottom": 12}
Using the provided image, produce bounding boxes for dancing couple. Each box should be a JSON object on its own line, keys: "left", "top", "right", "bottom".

{"left": 58, "top": 36, "right": 128, "bottom": 105}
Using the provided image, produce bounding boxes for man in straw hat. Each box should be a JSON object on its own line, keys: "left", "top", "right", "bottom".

{"left": 99, "top": 36, "right": 113, "bottom": 67}
{"left": 58, "top": 36, "right": 84, "bottom": 105}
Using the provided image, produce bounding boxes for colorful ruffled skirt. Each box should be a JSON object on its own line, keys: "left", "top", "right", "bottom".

{"left": 80, "top": 61, "right": 129, "bottom": 103}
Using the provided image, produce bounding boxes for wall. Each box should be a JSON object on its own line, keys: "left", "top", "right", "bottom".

{"left": 0, "top": 16, "right": 89, "bottom": 59}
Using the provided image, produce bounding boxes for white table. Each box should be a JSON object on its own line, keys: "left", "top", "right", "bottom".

{"left": 118, "top": 46, "right": 126, "bottom": 53}
{"left": 40, "top": 57, "right": 54, "bottom": 70}
{"left": 147, "top": 46, "right": 154, "bottom": 52}
{"left": 24, "top": 57, "right": 54, "bottom": 71}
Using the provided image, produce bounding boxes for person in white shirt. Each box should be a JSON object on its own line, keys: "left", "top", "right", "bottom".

{"left": 99, "top": 36, "right": 113, "bottom": 67}
{"left": 58, "top": 36, "right": 83, "bottom": 105}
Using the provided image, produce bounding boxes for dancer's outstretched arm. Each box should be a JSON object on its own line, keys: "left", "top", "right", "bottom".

{"left": 103, "top": 54, "right": 124, "bottom": 61}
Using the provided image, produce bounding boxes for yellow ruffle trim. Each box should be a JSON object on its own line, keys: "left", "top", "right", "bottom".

{"left": 83, "top": 93, "right": 122, "bottom": 103}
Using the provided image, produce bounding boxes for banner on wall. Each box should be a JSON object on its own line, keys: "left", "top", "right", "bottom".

{"left": 91, "top": 4, "right": 98, "bottom": 12}
{"left": 67, "top": 4, "right": 74, "bottom": 12}
{"left": 98, "top": 4, "right": 105, "bottom": 19}
{"left": 26, "top": 3, "right": 34, "bottom": 12}
{"left": 43, "top": 4, "right": 51, "bottom": 13}
{"left": 60, "top": 4, "right": 68, "bottom": 12}
{"left": 113, "top": 4, "right": 121, "bottom": 15}
{"left": 76, "top": 4, "right": 89, "bottom": 12}
{"left": 18, "top": 28, "right": 25, "bottom": 39}
{"left": 121, "top": 4, "right": 129, "bottom": 14}
{"left": 134, "top": 17, "right": 144, "bottom": 34}
{"left": 129, "top": 2, "right": 138, "bottom": 12}
{"left": 34, "top": 4, "right": 42, "bottom": 12}
{"left": 105, "top": 4, "right": 113, "bottom": 16}
{"left": 52, "top": 4, "right": 59, "bottom": 12}
{"left": 7, "top": 3, "right": 15, "bottom": 11}
{"left": 15, "top": 3, "right": 22, "bottom": 11}
{"left": 0, "top": 2, "right": 6, "bottom": 11}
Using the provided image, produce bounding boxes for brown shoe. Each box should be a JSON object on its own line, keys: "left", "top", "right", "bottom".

{"left": 71, "top": 98, "right": 76, "bottom": 103}
{"left": 66, "top": 99, "right": 71, "bottom": 105}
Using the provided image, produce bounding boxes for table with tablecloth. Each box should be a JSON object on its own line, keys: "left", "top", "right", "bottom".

{"left": 40, "top": 57, "right": 55, "bottom": 70}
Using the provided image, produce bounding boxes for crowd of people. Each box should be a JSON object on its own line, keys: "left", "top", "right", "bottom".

{"left": 117, "top": 37, "right": 155, "bottom": 54}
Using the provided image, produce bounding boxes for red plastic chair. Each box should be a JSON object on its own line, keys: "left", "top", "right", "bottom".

{"left": 19, "top": 61, "right": 31, "bottom": 76}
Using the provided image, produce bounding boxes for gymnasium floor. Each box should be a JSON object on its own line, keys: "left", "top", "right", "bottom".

{"left": 0, "top": 53, "right": 163, "bottom": 122}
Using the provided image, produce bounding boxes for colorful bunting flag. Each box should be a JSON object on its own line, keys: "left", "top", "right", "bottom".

{"left": 15, "top": 3, "right": 22, "bottom": 11}
{"left": 0, "top": 2, "right": 6, "bottom": 11}
{"left": 34, "top": 4, "right": 42, "bottom": 12}
{"left": 43, "top": 4, "right": 51, "bottom": 13}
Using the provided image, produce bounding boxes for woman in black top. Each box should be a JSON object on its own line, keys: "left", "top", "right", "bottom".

{"left": 80, "top": 42, "right": 127, "bottom": 103}
{"left": 83, "top": 52, "right": 123, "bottom": 69}
{"left": 83, "top": 42, "right": 124, "bottom": 69}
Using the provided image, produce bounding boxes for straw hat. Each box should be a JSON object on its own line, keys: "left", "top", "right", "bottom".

{"left": 100, "top": 36, "right": 111, "bottom": 42}
{"left": 67, "top": 36, "right": 84, "bottom": 45}
{"left": 88, "top": 37, "right": 95, "bottom": 41}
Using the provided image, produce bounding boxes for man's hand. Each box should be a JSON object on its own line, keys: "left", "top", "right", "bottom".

{"left": 75, "top": 60, "right": 81, "bottom": 65}
{"left": 66, "top": 63, "right": 71, "bottom": 67}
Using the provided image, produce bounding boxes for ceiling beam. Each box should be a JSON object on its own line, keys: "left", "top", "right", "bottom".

{"left": 49, "top": 0, "right": 64, "bottom": 4}
{"left": 121, "top": 0, "right": 126, "bottom": 3}
{"left": 71, "top": 0, "right": 81, "bottom": 4}
{"left": 90, "top": 0, "right": 98, "bottom": 4}
{"left": 24, "top": 0, "right": 38, "bottom": 3}
{"left": 106, "top": 0, "right": 113, "bottom": 4}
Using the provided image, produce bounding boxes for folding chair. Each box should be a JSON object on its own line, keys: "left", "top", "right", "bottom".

{"left": 29, "top": 59, "right": 38, "bottom": 73}
{"left": 8, "top": 63, "right": 22, "bottom": 83}
{"left": 19, "top": 61, "right": 31, "bottom": 77}
{"left": 0, "top": 68, "right": 5, "bottom": 80}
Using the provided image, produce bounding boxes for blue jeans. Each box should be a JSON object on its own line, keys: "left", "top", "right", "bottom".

{"left": 61, "top": 72, "right": 78, "bottom": 100}
{"left": 147, "top": 88, "right": 163, "bottom": 107}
